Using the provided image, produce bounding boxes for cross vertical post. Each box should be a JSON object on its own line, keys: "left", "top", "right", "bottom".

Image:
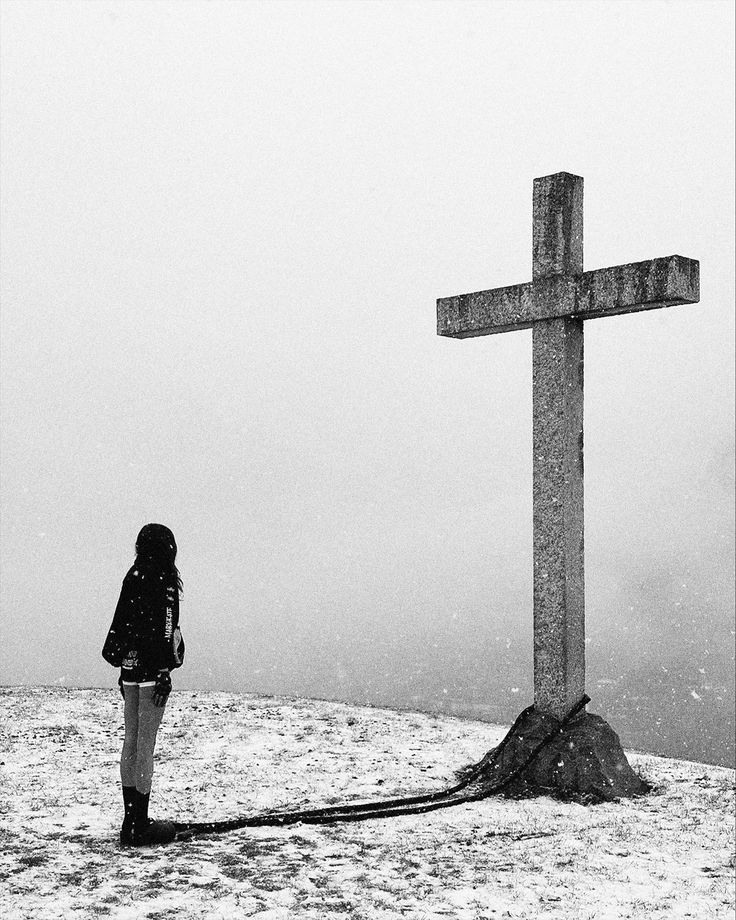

{"left": 532, "top": 173, "right": 585, "bottom": 719}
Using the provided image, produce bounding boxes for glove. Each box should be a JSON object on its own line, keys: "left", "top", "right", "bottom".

{"left": 118, "top": 675, "right": 125, "bottom": 699}
{"left": 153, "top": 671, "right": 171, "bottom": 707}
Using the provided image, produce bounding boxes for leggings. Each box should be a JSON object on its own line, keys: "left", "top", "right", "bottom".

{"left": 120, "top": 684, "right": 167, "bottom": 794}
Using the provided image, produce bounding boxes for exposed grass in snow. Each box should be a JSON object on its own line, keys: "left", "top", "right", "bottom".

{"left": 0, "top": 687, "right": 733, "bottom": 920}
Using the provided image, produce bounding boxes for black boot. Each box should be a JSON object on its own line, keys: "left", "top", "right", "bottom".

{"left": 120, "top": 785, "right": 136, "bottom": 846}
{"left": 132, "top": 789, "right": 176, "bottom": 846}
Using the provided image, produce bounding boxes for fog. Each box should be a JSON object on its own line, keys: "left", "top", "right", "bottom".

{"left": 1, "top": 1, "right": 733, "bottom": 766}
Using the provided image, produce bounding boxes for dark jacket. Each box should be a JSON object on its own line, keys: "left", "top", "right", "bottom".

{"left": 104, "top": 556, "right": 181, "bottom": 682}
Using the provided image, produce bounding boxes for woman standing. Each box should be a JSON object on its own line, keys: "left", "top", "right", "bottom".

{"left": 103, "top": 523, "right": 185, "bottom": 847}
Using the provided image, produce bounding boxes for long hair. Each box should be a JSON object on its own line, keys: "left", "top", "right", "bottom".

{"left": 135, "top": 523, "right": 183, "bottom": 595}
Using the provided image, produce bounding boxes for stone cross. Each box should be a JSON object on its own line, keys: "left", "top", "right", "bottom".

{"left": 437, "top": 172, "right": 699, "bottom": 720}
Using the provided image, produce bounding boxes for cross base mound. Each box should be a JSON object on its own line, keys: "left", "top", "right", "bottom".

{"left": 476, "top": 707, "right": 650, "bottom": 803}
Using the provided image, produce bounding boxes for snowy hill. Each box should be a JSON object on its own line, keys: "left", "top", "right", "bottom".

{"left": 0, "top": 687, "right": 733, "bottom": 920}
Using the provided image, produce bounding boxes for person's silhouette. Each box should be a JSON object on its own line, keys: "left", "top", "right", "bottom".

{"left": 103, "top": 523, "right": 185, "bottom": 846}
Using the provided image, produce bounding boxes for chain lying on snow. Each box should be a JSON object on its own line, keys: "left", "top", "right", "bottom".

{"left": 174, "top": 694, "right": 590, "bottom": 839}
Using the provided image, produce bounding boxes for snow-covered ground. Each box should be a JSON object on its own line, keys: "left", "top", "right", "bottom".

{"left": 0, "top": 687, "right": 733, "bottom": 920}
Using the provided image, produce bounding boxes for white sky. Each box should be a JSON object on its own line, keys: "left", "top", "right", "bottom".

{"left": 1, "top": 1, "right": 733, "bottom": 716}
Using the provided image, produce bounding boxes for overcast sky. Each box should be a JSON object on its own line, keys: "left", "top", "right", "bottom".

{"left": 1, "top": 1, "right": 733, "bottom": 742}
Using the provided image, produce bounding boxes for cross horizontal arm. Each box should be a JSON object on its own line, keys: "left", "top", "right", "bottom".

{"left": 437, "top": 255, "right": 699, "bottom": 338}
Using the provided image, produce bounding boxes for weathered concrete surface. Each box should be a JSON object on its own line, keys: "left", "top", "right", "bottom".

{"left": 436, "top": 171, "right": 700, "bottom": 788}
{"left": 532, "top": 172, "right": 583, "bottom": 279}
{"left": 437, "top": 280, "right": 534, "bottom": 338}
{"left": 437, "top": 255, "right": 700, "bottom": 337}
{"left": 473, "top": 706, "right": 648, "bottom": 802}
{"left": 575, "top": 254, "right": 700, "bottom": 319}
{"left": 533, "top": 316, "right": 585, "bottom": 719}
{"left": 531, "top": 173, "right": 585, "bottom": 722}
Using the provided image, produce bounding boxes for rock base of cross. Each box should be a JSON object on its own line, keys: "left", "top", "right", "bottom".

{"left": 472, "top": 706, "right": 650, "bottom": 803}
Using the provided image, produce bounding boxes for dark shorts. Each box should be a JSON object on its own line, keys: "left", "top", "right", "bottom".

{"left": 121, "top": 671, "right": 158, "bottom": 686}
{"left": 120, "top": 651, "right": 158, "bottom": 685}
